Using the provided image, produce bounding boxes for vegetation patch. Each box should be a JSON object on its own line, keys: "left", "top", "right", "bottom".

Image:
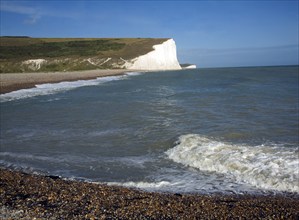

{"left": 0, "top": 39, "right": 125, "bottom": 59}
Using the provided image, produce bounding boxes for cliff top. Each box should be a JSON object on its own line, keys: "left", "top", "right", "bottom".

{"left": 0, "top": 37, "right": 169, "bottom": 61}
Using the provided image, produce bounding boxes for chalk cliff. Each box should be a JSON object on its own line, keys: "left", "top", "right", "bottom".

{"left": 0, "top": 37, "right": 182, "bottom": 73}
{"left": 123, "top": 39, "right": 181, "bottom": 70}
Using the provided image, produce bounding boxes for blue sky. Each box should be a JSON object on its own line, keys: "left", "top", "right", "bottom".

{"left": 1, "top": 0, "right": 298, "bottom": 67}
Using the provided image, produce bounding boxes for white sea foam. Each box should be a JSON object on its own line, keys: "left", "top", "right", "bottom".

{"left": 107, "top": 181, "right": 172, "bottom": 189}
{"left": 0, "top": 152, "right": 69, "bottom": 163}
{"left": 125, "top": 72, "right": 144, "bottom": 76}
{"left": 166, "top": 134, "right": 299, "bottom": 193}
{"left": 0, "top": 151, "right": 154, "bottom": 170}
{"left": 0, "top": 75, "right": 127, "bottom": 102}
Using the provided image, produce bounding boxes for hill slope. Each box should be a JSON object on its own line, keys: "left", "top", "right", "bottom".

{"left": 0, "top": 37, "right": 181, "bottom": 73}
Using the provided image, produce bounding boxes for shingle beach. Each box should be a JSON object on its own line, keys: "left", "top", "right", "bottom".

{"left": 1, "top": 169, "right": 298, "bottom": 219}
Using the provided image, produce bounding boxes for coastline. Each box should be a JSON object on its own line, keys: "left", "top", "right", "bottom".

{"left": 1, "top": 168, "right": 298, "bottom": 219}
{"left": 0, "top": 69, "right": 129, "bottom": 94}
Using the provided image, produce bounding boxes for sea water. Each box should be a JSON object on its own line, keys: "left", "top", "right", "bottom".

{"left": 0, "top": 66, "right": 298, "bottom": 195}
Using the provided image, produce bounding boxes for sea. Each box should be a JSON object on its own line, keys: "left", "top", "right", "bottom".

{"left": 0, "top": 66, "right": 298, "bottom": 196}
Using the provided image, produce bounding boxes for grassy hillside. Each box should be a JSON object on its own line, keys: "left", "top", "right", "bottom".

{"left": 0, "top": 37, "right": 168, "bottom": 73}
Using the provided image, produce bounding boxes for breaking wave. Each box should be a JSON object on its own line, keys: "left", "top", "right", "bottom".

{"left": 0, "top": 73, "right": 141, "bottom": 102}
{"left": 166, "top": 134, "right": 299, "bottom": 193}
{"left": 125, "top": 72, "right": 144, "bottom": 76}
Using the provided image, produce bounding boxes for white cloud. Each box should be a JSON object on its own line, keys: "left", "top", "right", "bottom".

{"left": 1, "top": 1, "right": 82, "bottom": 25}
{"left": 24, "top": 13, "right": 41, "bottom": 24}
{"left": 1, "top": 1, "right": 41, "bottom": 24}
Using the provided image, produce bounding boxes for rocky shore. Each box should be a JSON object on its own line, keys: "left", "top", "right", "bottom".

{"left": 0, "top": 69, "right": 128, "bottom": 94}
{"left": 1, "top": 168, "right": 298, "bottom": 219}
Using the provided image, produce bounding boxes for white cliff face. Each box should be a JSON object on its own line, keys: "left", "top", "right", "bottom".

{"left": 22, "top": 59, "right": 46, "bottom": 71}
{"left": 126, "top": 39, "right": 182, "bottom": 70}
{"left": 18, "top": 39, "right": 182, "bottom": 72}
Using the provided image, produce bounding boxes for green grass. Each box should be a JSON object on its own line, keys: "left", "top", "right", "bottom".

{"left": 0, "top": 37, "right": 167, "bottom": 59}
{"left": 0, "top": 39, "right": 125, "bottom": 59}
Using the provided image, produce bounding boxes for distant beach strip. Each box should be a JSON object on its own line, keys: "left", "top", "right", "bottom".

{"left": 0, "top": 69, "right": 128, "bottom": 94}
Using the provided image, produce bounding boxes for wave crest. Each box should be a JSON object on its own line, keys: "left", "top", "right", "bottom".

{"left": 166, "top": 134, "right": 299, "bottom": 193}
{"left": 0, "top": 75, "right": 127, "bottom": 102}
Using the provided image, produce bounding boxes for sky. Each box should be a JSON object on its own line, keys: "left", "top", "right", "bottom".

{"left": 0, "top": 0, "right": 298, "bottom": 68}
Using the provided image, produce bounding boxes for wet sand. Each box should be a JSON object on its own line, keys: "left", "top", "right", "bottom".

{"left": 1, "top": 168, "right": 298, "bottom": 219}
{"left": 0, "top": 69, "right": 128, "bottom": 94}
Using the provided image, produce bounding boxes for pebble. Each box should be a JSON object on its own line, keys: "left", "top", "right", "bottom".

{"left": 1, "top": 168, "right": 299, "bottom": 219}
